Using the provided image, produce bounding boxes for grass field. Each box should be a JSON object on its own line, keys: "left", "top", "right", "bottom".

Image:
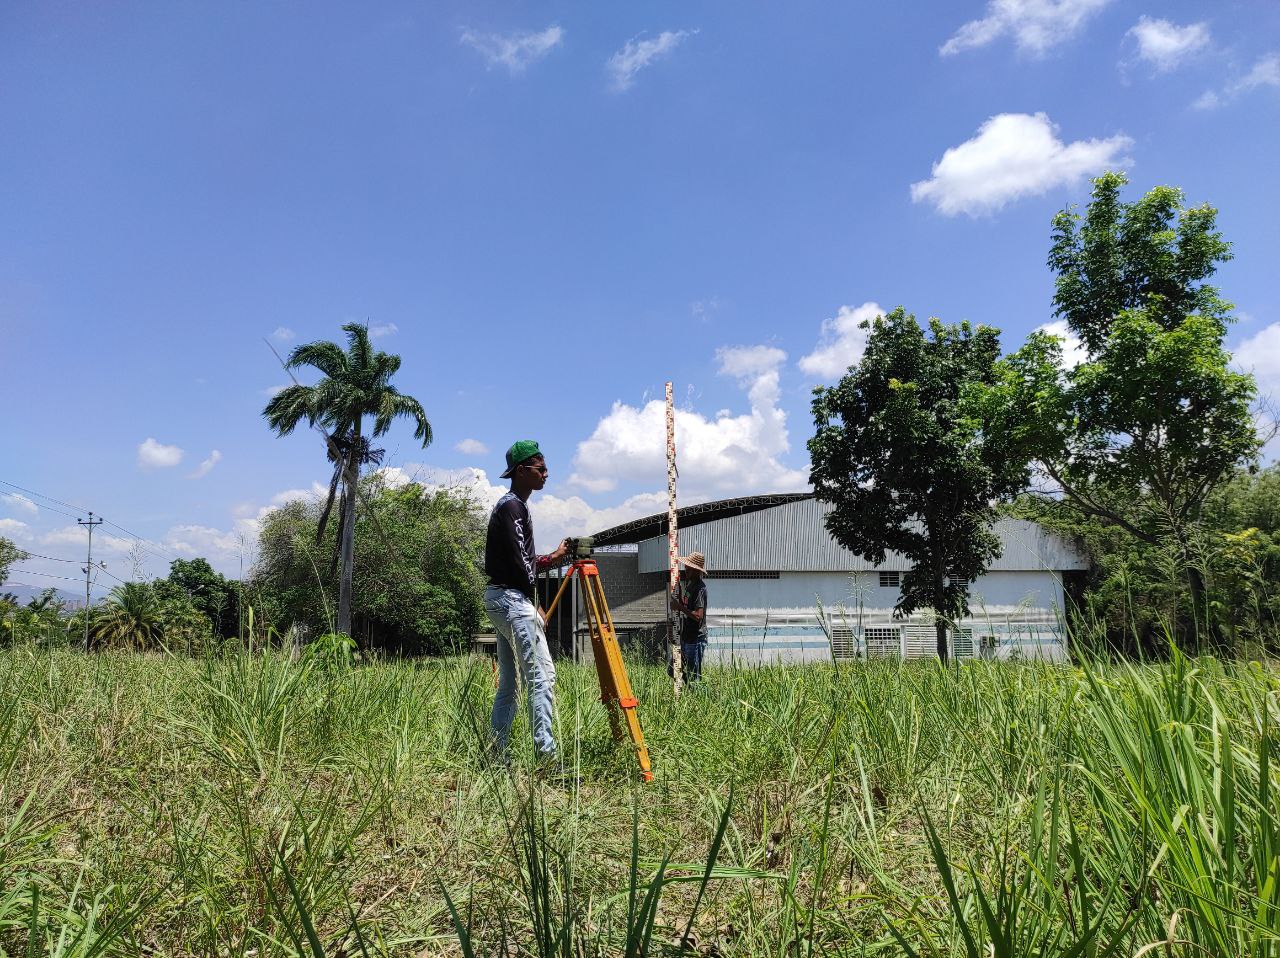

{"left": 0, "top": 647, "right": 1277, "bottom": 957}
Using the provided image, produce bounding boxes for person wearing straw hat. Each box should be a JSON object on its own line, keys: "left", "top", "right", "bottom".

{"left": 484, "top": 440, "right": 569, "bottom": 762}
{"left": 671, "top": 550, "right": 709, "bottom": 684}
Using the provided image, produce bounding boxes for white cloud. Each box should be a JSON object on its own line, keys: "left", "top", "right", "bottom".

{"left": 0, "top": 518, "right": 32, "bottom": 541}
{"left": 137, "top": 438, "right": 185, "bottom": 470}
{"left": 1127, "top": 17, "right": 1210, "bottom": 72}
{"left": 1194, "top": 53, "right": 1280, "bottom": 110}
{"left": 455, "top": 438, "right": 489, "bottom": 455}
{"left": 798, "top": 302, "right": 884, "bottom": 379}
{"left": 41, "top": 525, "right": 135, "bottom": 555}
{"left": 1036, "top": 319, "right": 1088, "bottom": 368}
{"left": 461, "top": 25, "right": 564, "bottom": 74}
{"left": 1, "top": 492, "right": 38, "bottom": 516}
{"left": 377, "top": 464, "right": 670, "bottom": 548}
{"left": 263, "top": 384, "right": 289, "bottom": 398}
{"left": 715, "top": 345, "right": 786, "bottom": 379}
{"left": 187, "top": 450, "right": 223, "bottom": 480}
{"left": 271, "top": 327, "right": 295, "bottom": 342}
{"left": 607, "top": 30, "right": 694, "bottom": 92}
{"left": 368, "top": 322, "right": 398, "bottom": 339}
{"left": 910, "top": 112, "right": 1133, "bottom": 217}
{"left": 1234, "top": 322, "right": 1280, "bottom": 398}
{"left": 565, "top": 345, "right": 807, "bottom": 498}
{"left": 941, "top": 0, "right": 1113, "bottom": 57}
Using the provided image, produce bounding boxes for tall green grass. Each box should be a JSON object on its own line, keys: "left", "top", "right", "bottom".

{"left": 0, "top": 646, "right": 1275, "bottom": 956}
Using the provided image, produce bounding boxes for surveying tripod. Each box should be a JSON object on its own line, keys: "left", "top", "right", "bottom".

{"left": 543, "top": 540, "right": 654, "bottom": 782}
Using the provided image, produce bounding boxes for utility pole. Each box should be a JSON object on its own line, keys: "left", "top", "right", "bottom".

{"left": 79, "top": 512, "right": 103, "bottom": 649}
{"left": 666, "top": 382, "right": 683, "bottom": 695}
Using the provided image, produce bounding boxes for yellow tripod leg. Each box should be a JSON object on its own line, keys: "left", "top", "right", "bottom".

{"left": 580, "top": 561, "right": 653, "bottom": 782}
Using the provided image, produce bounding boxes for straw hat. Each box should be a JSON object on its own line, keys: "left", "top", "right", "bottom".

{"left": 680, "top": 551, "right": 707, "bottom": 574}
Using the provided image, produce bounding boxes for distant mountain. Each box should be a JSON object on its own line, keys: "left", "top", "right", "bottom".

{"left": 0, "top": 583, "right": 86, "bottom": 607}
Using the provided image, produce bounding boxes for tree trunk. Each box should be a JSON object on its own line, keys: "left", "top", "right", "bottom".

{"left": 337, "top": 431, "right": 359, "bottom": 638}
{"left": 1175, "top": 527, "right": 1223, "bottom": 655}
{"left": 933, "top": 553, "right": 949, "bottom": 662}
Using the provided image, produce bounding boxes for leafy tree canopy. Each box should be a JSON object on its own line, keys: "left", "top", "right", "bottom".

{"left": 249, "top": 475, "right": 485, "bottom": 655}
{"left": 156, "top": 557, "right": 240, "bottom": 638}
{"left": 977, "top": 173, "right": 1259, "bottom": 647}
{"left": 809, "top": 308, "right": 1030, "bottom": 659}
{"left": 0, "top": 535, "right": 26, "bottom": 584}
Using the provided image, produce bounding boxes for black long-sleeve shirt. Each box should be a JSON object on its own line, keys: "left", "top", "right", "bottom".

{"left": 484, "top": 491, "right": 552, "bottom": 600}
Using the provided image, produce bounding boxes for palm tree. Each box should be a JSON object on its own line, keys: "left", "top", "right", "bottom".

{"left": 263, "top": 323, "right": 432, "bottom": 637}
{"left": 91, "top": 582, "right": 166, "bottom": 651}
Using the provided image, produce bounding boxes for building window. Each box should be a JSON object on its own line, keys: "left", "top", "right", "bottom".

{"left": 903, "top": 626, "right": 935, "bottom": 659}
{"left": 706, "top": 570, "right": 781, "bottom": 580}
{"left": 864, "top": 627, "right": 900, "bottom": 657}
{"left": 952, "top": 628, "right": 974, "bottom": 658}
{"left": 879, "top": 571, "right": 900, "bottom": 588}
{"left": 829, "top": 627, "right": 856, "bottom": 660}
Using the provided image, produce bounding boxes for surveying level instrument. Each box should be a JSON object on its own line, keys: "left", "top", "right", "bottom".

{"left": 543, "top": 542, "right": 654, "bottom": 782}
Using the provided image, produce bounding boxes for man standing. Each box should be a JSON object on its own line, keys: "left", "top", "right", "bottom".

{"left": 484, "top": 440, "right": 568, "bottom": 762}
{"left": 671, "top": 551, "right": 709, "bottom": 684}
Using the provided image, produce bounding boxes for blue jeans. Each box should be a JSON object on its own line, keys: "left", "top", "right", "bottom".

{"left": 485, "top": 586, "right": 557, "bottom": 757}
{"left": 681, "top": 639, "right": 706, "bottom": 684}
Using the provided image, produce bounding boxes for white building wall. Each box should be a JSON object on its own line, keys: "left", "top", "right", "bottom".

{"left": 698, "top": 569, "right": 1070, "bottom": 665}
{"left": 705, "top": 569, "right": 1064, "bottom": 613}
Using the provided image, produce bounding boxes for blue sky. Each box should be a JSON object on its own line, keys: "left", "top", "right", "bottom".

{"left": 3, "top": 0, "right": 1278, "bottom": 591}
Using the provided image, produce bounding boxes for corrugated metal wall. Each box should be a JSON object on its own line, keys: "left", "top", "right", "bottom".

{"left": 636, "top": 500, "right": 1087, "bottom": 573}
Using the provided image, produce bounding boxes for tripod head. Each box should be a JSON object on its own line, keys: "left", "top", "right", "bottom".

{"left": 565, "top": 536, "right": 594, "bottom": 561}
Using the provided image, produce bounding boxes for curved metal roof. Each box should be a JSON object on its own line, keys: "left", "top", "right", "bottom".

{"left": 591, "top": 492, "right": 814, "bottom": 545}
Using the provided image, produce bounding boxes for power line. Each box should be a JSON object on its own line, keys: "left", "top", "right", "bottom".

{"left": 0, "top": 477, "right": 182, "bottom": 565}
{"left": 0, "top": 479, "right": 83, "bottom": 513}
{"left": 100, "top": 519, "right": 181, "bottom": 562}
{"left": 94, "top": 565, "right": 129, "bottom": 586}
{"left": 13, "top": 551, "right": 80, "bottom": 564}
{"left": 7, "top": 568, "right": 101, "bottom": 586}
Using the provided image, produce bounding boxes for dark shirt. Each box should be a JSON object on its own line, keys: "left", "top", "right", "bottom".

{"left": 485, "top": 491, "right": 552, "bottom": 600}
{"left": 678, "top": 578, "right": 708, "bottom": 644}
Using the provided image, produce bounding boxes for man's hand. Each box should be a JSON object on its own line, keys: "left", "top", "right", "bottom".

{"left": 548, "top": 539, "right": 571, "bottom": 564}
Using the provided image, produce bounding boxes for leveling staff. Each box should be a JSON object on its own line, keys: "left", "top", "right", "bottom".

{"left": 484, "top": 440, "right": 569, "bottom": 761}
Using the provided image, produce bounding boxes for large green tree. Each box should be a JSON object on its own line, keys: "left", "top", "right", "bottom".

{"left": 263, "top": 323, "right": 432, "bottom": 637}
{"left": 89, "top": 582, "right": 208, "bottom": 652}
{"left": 0, "top": 535, "right": 25, "bottom": 584}
{"left": 809, "top": 309, "right": 1030, "bottom": 660}
{"left": 982, "top": 173, "right": 1258, "bottom": 647}
{"left": 155, "top": 557, "right": 239, "bottom": 639}
{"left": 249, "top": 475, "right": 485, "bottom": 654}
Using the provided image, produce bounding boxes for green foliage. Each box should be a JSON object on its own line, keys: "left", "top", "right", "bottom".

{"left": 89, "top": 582, "right": 210, "bottom": 652}
{"left": 249, "top": 475, "right": 486, "bottom": 654}
{"left": 155, "top": 557, "right": 239, "bottom": 639}
{"left": 1, "top": 589, "right": 72, "bottom": 647}
{"left": 809, "top": 308, "right": 1030, "bottom": 658}
{"left": 302, "top": 631, "right": 358, "bottom": 670}
{"left": 1012, "top": 464, "right": 1280, "bottom": 656}
{"left": 979, "top": 173, "right": 1259, "bottom": 648}
{"left": 0, "top": 535, "right": 25, "bottom": 584}
{"left": 263, "top": 323, "right": 434, "bottom": 638}
{"left": 2, "top": 649, "right": 1278, "bottom": 955}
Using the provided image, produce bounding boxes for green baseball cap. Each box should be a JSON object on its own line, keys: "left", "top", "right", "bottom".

{"left": 500, "top": 439, "right": 543, "bottom": 479}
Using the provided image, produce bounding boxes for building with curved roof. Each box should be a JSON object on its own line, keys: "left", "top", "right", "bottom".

{"left": 547, "top": 493, "right": 1087, "bottom": 664}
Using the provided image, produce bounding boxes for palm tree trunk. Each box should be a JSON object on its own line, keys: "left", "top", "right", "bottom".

{"left": 337, "top": 427, "right": 359, "bottom": 637}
